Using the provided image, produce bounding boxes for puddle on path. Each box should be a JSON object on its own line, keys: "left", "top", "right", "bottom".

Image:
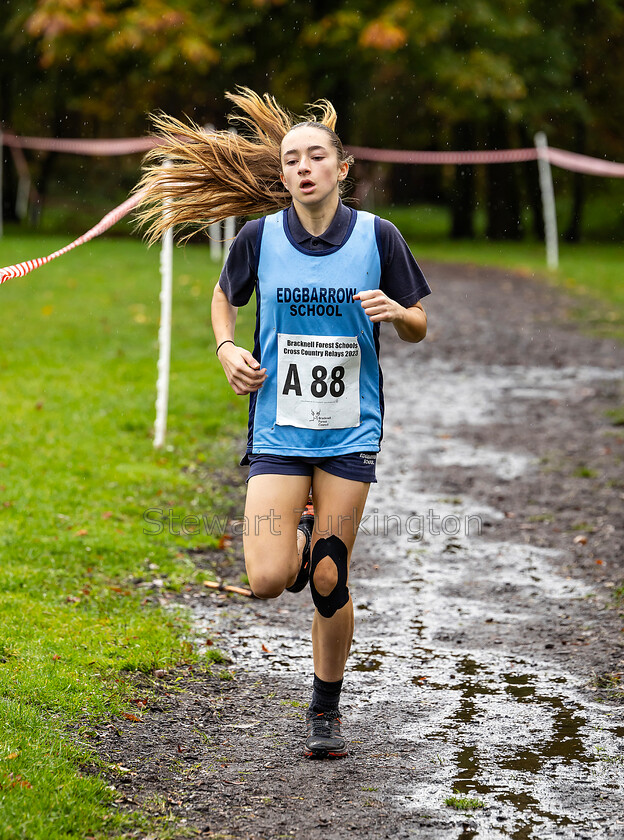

{"left": 386, "top": 360, "right": 622, "bottom": 429}
{"left": 191, "top": 360, "right": 624, "bottom": 839}
{"left": 425, "top": 439, "right": 533, "bottom": 480}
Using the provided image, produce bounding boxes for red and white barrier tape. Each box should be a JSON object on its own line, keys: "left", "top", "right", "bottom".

{"left": 0, "top": 191, "right": 143, "bottom": 285}
{"left": 545, "top": 147, "right": 624, "bottom": 178}
{"left": 2, "top": 133, "right": 161, "bottom": 156}
{"left": 3, "top": 131, "right": 624, "bottom": 176}
{"left": 346, "top": 146, "right": 540, "bottom": 165}
{"left": 347, "top": 144, "right": 624, "bottom": 177}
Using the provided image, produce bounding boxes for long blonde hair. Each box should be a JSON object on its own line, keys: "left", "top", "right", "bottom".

{"left": 134, "top": 87, "right": 352, "bottom": 244}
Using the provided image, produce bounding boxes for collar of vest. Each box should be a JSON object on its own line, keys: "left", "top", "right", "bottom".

{"left": 281, "top": 207, "right": 358, "bottom": 257}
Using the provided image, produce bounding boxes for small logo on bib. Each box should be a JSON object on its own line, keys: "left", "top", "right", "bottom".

{"left": 309, "top": 408, "right": 332, "bottom": 427}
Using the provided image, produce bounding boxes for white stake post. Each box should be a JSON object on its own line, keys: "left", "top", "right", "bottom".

{"left": 534, "top": 131, "right": 559, "bottom": 270}
{"left": 221, "top": 128, "right": 237, "bottom": 264}
{"left": 154, "top": 166, "right": 174, "bottom": 449}
{"left": 209, "top": 221, "right": 222, "bottom": 262}
{"left": 223, "top": 215, "right": 236, "bottom": 264}
{"left": 203, "top": 123, "right": 222, "bottom": 263}
{"left": 16, "top": 174, "right": 31, "bottom": 221}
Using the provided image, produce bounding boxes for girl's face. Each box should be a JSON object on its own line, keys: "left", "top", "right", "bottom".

{"left": 280, "top": 126, "right": 348, "bottom": 210}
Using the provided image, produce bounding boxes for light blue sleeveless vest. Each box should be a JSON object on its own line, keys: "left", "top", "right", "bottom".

{"left": 248, "top": 208, "right": 383, "bottom": 457}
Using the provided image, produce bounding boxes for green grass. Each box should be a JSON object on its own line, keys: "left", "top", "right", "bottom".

{"left": 590, "top": 673, "right": 624, "bottom": 702}
{"left": 572, "top": 465, "right": 599, "bottom": 479}
{"left": 0, "top": 233, "right": 254, "bottom": 839}
{"left": 605, "top": 407, "right": 624, "bottom": 426}
{"left": 444, "top": 789, "right": 486, "bottom": 810}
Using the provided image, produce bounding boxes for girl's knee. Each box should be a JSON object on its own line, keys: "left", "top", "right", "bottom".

{"left": 245, "top": 553, "right": 293, "bottom": 599}
{"left": 244, "top": 533, "right": 299, "bottom": 599}
{"left": 311, "top": 555, "right": 339, "bottom": 597}
{"left": 248, "top": 570, "right": 286, "bottom": 600}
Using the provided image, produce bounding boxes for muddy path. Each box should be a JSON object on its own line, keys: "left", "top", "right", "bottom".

{"left": 94, "top": 262, "right": 624, "bottom": 839}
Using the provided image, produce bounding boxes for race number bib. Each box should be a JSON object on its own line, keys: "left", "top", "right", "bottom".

{"left": 276, "top": 333, "right": 361, "bottom": 430}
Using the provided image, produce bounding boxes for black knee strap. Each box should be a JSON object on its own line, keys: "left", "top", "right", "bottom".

{"left": 310, "top": 535, "right": 349, "bottom": 618}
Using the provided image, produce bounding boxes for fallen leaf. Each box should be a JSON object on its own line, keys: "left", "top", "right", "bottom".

{"left": 574, "top": 535, "right": 588, "bottom": 545}
{"left": 261, "top": 644, "right": 271, "bottom": 653}
{"left": 4, "top": 773, "right": 31, "bottom": 789}
{"left": 109, "top": 764, "right": 132, "bottom": 774}
{"left": 122, "top": 713, "right": 143, "bottom": 723}
{"left": 76, "top": 529, "right": 88, "bottom": 537}
{"left": 101, "top": 511, "right": 113, "bottom": 519}
{"left": 6, "top": 752, "right": 19, "bottom": 761}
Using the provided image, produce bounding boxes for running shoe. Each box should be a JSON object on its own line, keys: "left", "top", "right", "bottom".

{"left": 304, "top": 708, "right": 348, "bottom": 758}
{"left": 286, "top": 496, "right": 314, "bottom": 593}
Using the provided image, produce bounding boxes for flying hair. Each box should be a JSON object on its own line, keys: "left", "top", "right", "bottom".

{"left": 134, "top": 87, "right": 352, "bottom": 244}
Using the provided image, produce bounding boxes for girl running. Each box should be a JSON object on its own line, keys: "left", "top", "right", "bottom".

{"left": 136, "top": 89, "right": 430, "bottom": 758}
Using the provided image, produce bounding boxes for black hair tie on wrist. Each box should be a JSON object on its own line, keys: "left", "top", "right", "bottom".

{"left": 216, "top": 339, "right": 235, "bottom": 357}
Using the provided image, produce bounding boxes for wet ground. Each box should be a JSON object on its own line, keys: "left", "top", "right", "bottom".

{"left": 94, "top": 262, "right": 624, "bottom": 839}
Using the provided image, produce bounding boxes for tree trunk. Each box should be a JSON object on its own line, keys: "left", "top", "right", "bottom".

{"left": 30, "top": 70, "right": 66, "bottom": 226}
{"left": 0, "top": 61, "right": 18, "bottom": 223}
{"left": 485, "top": 114, "right": 523, "bottom": 240}
{"left": 31, "top": 151, "right": 58, "bottom": 227}
{"left": 450, "top": 121, "right": 476, "bottom": 239}
{"left": 564, "top": 122, "right": 586, "bottom": 242}
{"left": 518, "top": 124, "right": 544, "bottom": 241}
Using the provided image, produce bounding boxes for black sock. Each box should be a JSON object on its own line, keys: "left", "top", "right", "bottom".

{"left": 310, "top": 674, "right": 343, "bottom": 713}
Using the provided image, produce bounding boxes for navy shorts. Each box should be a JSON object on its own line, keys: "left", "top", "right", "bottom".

{"left": 244, "top": 451, "right": 377, "bottom": 484}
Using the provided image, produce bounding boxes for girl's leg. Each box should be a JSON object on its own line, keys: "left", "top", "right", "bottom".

{"left": 309, "top": 469, "right": 370, "bottom": 682}
{"left": 243, "top": 473, "right": 312, "bottom": 598}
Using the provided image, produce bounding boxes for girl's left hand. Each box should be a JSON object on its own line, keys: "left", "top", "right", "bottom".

{"left": 353, "top": 289, "right": 403, "bottom": 323}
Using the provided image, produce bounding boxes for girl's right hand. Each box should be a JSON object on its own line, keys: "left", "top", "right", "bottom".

{"left": 217, "top": 344, "right": 267, "bottom": 395}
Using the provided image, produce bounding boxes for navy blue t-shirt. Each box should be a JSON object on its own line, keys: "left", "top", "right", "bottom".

{"left": 219, "top": 201, "right": 431, "bottom": 307}
{"left": 218, "top": 202, "right": 430, "bottom": 461}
